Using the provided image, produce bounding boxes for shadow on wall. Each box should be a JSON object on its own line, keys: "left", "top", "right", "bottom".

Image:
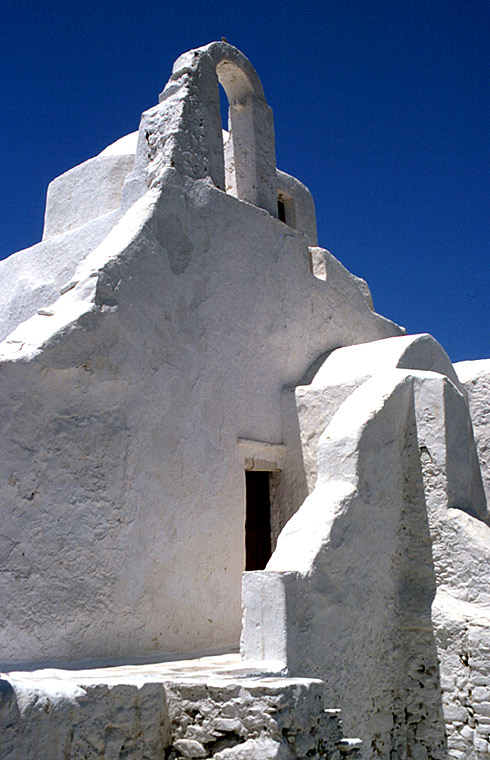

{"left": 272, "top": 352, "right": 335, "bottom": 545}
{"left": 392, "top": 392, "right": 447, "bottom": 758}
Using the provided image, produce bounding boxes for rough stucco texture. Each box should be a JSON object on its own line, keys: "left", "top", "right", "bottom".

{"left": 0, "top": 160, "right": 402, "bottom": 667}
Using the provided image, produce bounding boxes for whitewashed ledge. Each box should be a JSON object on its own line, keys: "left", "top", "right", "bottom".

{"left": 1, "top": 654, "right": 361, "bottom": 759}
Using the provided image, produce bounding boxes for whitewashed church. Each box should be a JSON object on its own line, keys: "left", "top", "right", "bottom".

{"left": 1, "top": 41, "right": 489, "bottom": 759}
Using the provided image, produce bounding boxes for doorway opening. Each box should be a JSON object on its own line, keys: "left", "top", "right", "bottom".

{"left": 245, "top": 470, "right": 272, "bottom": 570}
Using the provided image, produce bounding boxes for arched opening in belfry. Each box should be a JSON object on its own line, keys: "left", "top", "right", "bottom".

{"left": 216, "top": 59, "right": 257, "bottom": 204}
{"left": 219, "top": 84, "right": 229, "bottom": 133}
{"left": 218, "top": 82, "right": 235, "bottom": 196}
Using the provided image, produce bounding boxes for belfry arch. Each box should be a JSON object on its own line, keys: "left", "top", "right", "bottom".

{"left": 216, "top": 56, "right": 277, "bottom": 214}
{"left": 135, "top": 41, "right": 278, "bottom": 217}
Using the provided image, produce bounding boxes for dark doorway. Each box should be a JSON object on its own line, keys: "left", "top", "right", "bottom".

{"left": 245, "top": 471, "right": 272, "bottom": 570}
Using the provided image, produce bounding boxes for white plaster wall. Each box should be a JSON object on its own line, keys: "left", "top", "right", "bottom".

{"left": 244, "top": 370, "right": 449, "bottom": 760}
{"left": 295, "top": 333, "right": 465, "bottom": 494}
{"left": 0, "top": 161, "right": 402, "bottom": 668}
{"left": 225, "top": 139, "right": 318, "bottom": 245}
{"left": 43, "top": 154, "right": 135, "bottom": 239}
{"left": 0, "top": 212, "right": 119, "bottom": 342}
{"left": 0, "top": 133, "right": 139, "bottom": 343}
{"left": 1, "top": 118, "right": 312, "bottom": 351}
{"left": 0, "top": 41, "right": 405, "bottom": 668}
{"left": 271, "top": 250, "right": 394, "bottom": 536}
{"left": 242, "top": 335, "right": 490, "bottom": 758}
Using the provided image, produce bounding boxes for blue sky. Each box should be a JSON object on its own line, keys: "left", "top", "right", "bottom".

{"left": 1, "top": 0, "right": 488, "bottom": 361}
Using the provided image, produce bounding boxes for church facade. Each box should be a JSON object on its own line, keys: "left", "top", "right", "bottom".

{"left": 1, "top": 42, "right": 489, "bottom": 759}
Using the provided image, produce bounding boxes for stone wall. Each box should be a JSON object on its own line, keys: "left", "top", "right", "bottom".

{"left": 1, "top": 658, "right": 362, "bottom": 760}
